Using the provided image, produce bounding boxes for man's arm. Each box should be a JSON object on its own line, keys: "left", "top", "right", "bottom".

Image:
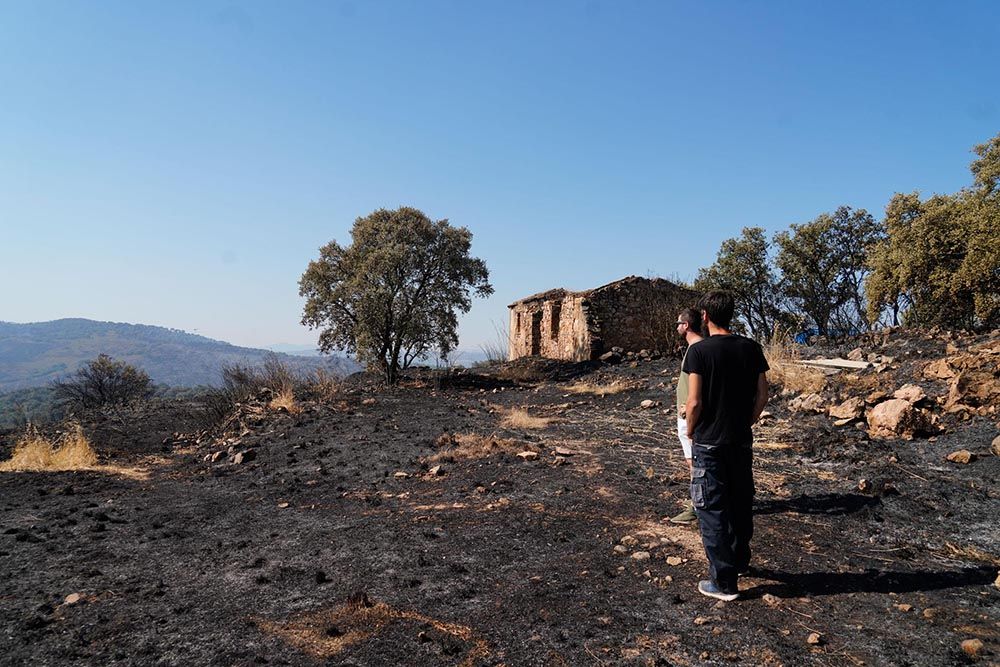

{"left": 750, "top": 372, "right": 768, "bottom": 425}
{"left": 685, "top": 373, "right": 702, "bottom": 440}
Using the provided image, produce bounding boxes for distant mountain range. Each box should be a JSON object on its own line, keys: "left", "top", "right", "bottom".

{"left": 0, "top": 319, "right": 360, "bottom": 392}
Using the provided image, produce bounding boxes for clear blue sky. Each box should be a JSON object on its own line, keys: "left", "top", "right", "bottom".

{"left": 2, "top": 1, "right": 998, "bottom": 351}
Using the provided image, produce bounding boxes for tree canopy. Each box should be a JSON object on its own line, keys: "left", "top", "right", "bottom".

{"left": 299, "top": 207, "right": 493, "bottom": 384}
{"left": 694, "top": 227, "right": 785, "bottom": 340}
{"left": 866, "top": 134, "right": 1000, "bottom": 329}
{"left": 775, "top": 206, "right": 881, "bottom": 336}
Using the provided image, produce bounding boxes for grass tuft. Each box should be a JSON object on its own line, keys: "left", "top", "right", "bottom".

{"left": 269, "top": 387, "right": 303, "bottom": 414}
{"left": 764, "top": 331, "right": 827, "bottom": 394}
{"left": 562, "top": 380, "right": 631, "bottom": 396}
{"left": 499, "top": 407, "right": 553, "bottom": 429}
{"left": 0, "top": 423, "right": 98, "bottom": 472}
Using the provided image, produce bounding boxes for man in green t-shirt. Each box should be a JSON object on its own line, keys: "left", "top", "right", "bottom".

{"left": 669, "top": 307, "right": 704, "bottom": 524}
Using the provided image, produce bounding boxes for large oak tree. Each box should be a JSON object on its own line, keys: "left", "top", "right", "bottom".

{"left": 299, "top": 207, "right": 493, "bottom": 384}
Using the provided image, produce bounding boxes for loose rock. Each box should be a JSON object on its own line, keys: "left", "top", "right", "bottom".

{"left": 806, "top": 632, "right": 823, "bottom": 645}
{"left": 961, "top": 638, "right": 984, "bottom": 658}
{"left": 945, "top": 450, "right": 974, "bottom": 464}
{"left": 893, "top": 384, "right": 927, "bottom": 404}
{"left": 516, "top": 451, "right": 539, "bottom": 461}
{"left": 867, "top": 399, "right": 931, "bottom": 439}
{"left": 233, "top": 449, "right": 256, "bottom": 465}
{"left": 790, "top": 393, "right": 826, "bottom": 413}
{"left": 631, "top": 551, "right": 651, "bottom": 561}
{"left": 829, "top": 397, "right": 865, "bottom": 420}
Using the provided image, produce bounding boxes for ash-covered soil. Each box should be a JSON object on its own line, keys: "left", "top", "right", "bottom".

{"left": 1, "top": 331, "right": 998, "bottom": 666}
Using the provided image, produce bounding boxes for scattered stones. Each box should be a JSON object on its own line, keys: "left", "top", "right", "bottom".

{"left": 64, "top": 593, "right": 83, "bottom": 605}
{"left": 961, "top": 639, "right": 984, "bottom": 658}
{"left": 613, "top": 545, "right": 628, "bottom": 554}
{"left": 847, "top": 347, "right": 865, "bottom": 361}
{"left": 945, "top": 450, "right": 974, "bottom": 464}
{"left": 620, "top": 535, "right": 638, "bottom": 547}
{"left": 806, "top": 632, "right": 823, "bottom": 645}
{"left": 393, "top": 471, "right": 410, "bottom": 478}
{"left": 790, "top": 393, "right": 826, "bottom": 413}
{"left": 631, "top": 551, "right": 650, "bottom": 562}
{"left": 991, "top": 435, "right": 1000, "bottom": 457}
{"left": 895, "top": 603, "right": 912, "bottom": 612}
{"left": 665, "top": 556, "right": 683, "bottom": 566}
{"left": 693, "top": 616, "right": 710, "bottom": 626}
{"left": 640, "top": 399, "right": 656, "bottom": 409}
{"left": 427, "top": 465, "right": 442, "bottom": 476}
{"left": 762, "top": 593, "right": 780, "bottom": 607}
{"left": 210, "top": 450, "right": 226, "bottom": 463}
{"left": 553, "top": 446, "right": 575, "bottom": 456}
{"left": 516, "top": 451, "right": 539, "bottom": 461}
{"left": 277, "top": 502, "right": 290, "bottom": 509}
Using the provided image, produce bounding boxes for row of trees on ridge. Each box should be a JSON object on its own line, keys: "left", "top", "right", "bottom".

{"left": 695, "top": 133, "right": 999, "bottom": 338}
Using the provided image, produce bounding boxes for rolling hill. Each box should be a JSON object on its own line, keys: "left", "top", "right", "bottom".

{"left": 0, "top": 319, "right": 359, "bottom": 392}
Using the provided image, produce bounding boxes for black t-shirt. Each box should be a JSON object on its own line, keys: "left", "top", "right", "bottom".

{"left": 681, "top": 334, "right": 769, "bottom": 447}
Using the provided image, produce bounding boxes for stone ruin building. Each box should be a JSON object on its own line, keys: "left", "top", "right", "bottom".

{"left": 508, "top": 276, "right": 699, "bottom": 362}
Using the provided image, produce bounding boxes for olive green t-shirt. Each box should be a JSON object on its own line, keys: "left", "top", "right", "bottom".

{"left": 677, "top": 345, "right": 691, "bottom": 414}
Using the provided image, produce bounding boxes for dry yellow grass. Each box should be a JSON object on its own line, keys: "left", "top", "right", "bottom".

{"left": 764, "top": 334, "right": 827, "bottom": 394}
{"left": 256, "top": 600, "right": 489, "bottom": 665}
{"left": 269, "top": 387, "right": 303, "bottom": 414}
{"left": 0, "top": 423, "right": 98, "bottom": 472}
{"left": 562, "top": 380, "right": 631, "bottom": 396}
{"left": 499, "top": 407, "right": 553, "bottom": 429}
{"left": 427, "top": 432, "right": 525, "bottom": 463}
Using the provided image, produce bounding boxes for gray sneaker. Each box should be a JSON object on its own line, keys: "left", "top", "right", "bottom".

{"left": 669, "top": 502, "right": 697, "bottom": 525}
{"left": 697, "top": 580, "right": 739, "bottom": 602}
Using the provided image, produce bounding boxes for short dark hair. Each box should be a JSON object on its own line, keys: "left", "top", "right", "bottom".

{"left": 678, "top": 307, "right": 703, "bottom": 336}
{"left": 697, "top": 290, "right": 735, "bottom": 329}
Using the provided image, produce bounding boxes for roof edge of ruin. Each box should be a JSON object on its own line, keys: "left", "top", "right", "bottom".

{"left": 508, "top": 275, "right": 695, "bottom": 308}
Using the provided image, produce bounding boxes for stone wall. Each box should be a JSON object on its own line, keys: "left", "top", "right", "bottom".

{"left": 508, "top": 291, "right": 594, "bottom": 361}
{"left": 586, "top": 277, "right": 698, "bottom": 355}
{"left": 508, "top": 277, "right": 698, "bottom": 362}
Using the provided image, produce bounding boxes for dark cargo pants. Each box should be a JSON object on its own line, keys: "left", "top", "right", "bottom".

{"left": 690, "top": 442, "right": 754, "bottom": 594}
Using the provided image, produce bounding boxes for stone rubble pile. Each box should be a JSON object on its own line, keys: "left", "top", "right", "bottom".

{"left": 788, "top": 332, "right": 1000, "bottom": 441}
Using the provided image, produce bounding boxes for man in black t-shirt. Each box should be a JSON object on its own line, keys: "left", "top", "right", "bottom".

{"left": 683, "top": 290, "right": 769, "bottom": 601}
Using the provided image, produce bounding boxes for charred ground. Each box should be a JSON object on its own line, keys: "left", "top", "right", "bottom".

{"left": 1, "top": 330, "right": 998, "bottom": 666}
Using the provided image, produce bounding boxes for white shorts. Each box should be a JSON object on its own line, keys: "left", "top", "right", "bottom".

{"left": 677, "top": 416, "right": 692, "bottom": 459}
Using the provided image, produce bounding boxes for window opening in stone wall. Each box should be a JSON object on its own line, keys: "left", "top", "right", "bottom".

{"left": 550, "top": 302, "right": 561, "bottom": 340}
{"left": 530, "top": 311, "right": 542, "bottom": 356}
